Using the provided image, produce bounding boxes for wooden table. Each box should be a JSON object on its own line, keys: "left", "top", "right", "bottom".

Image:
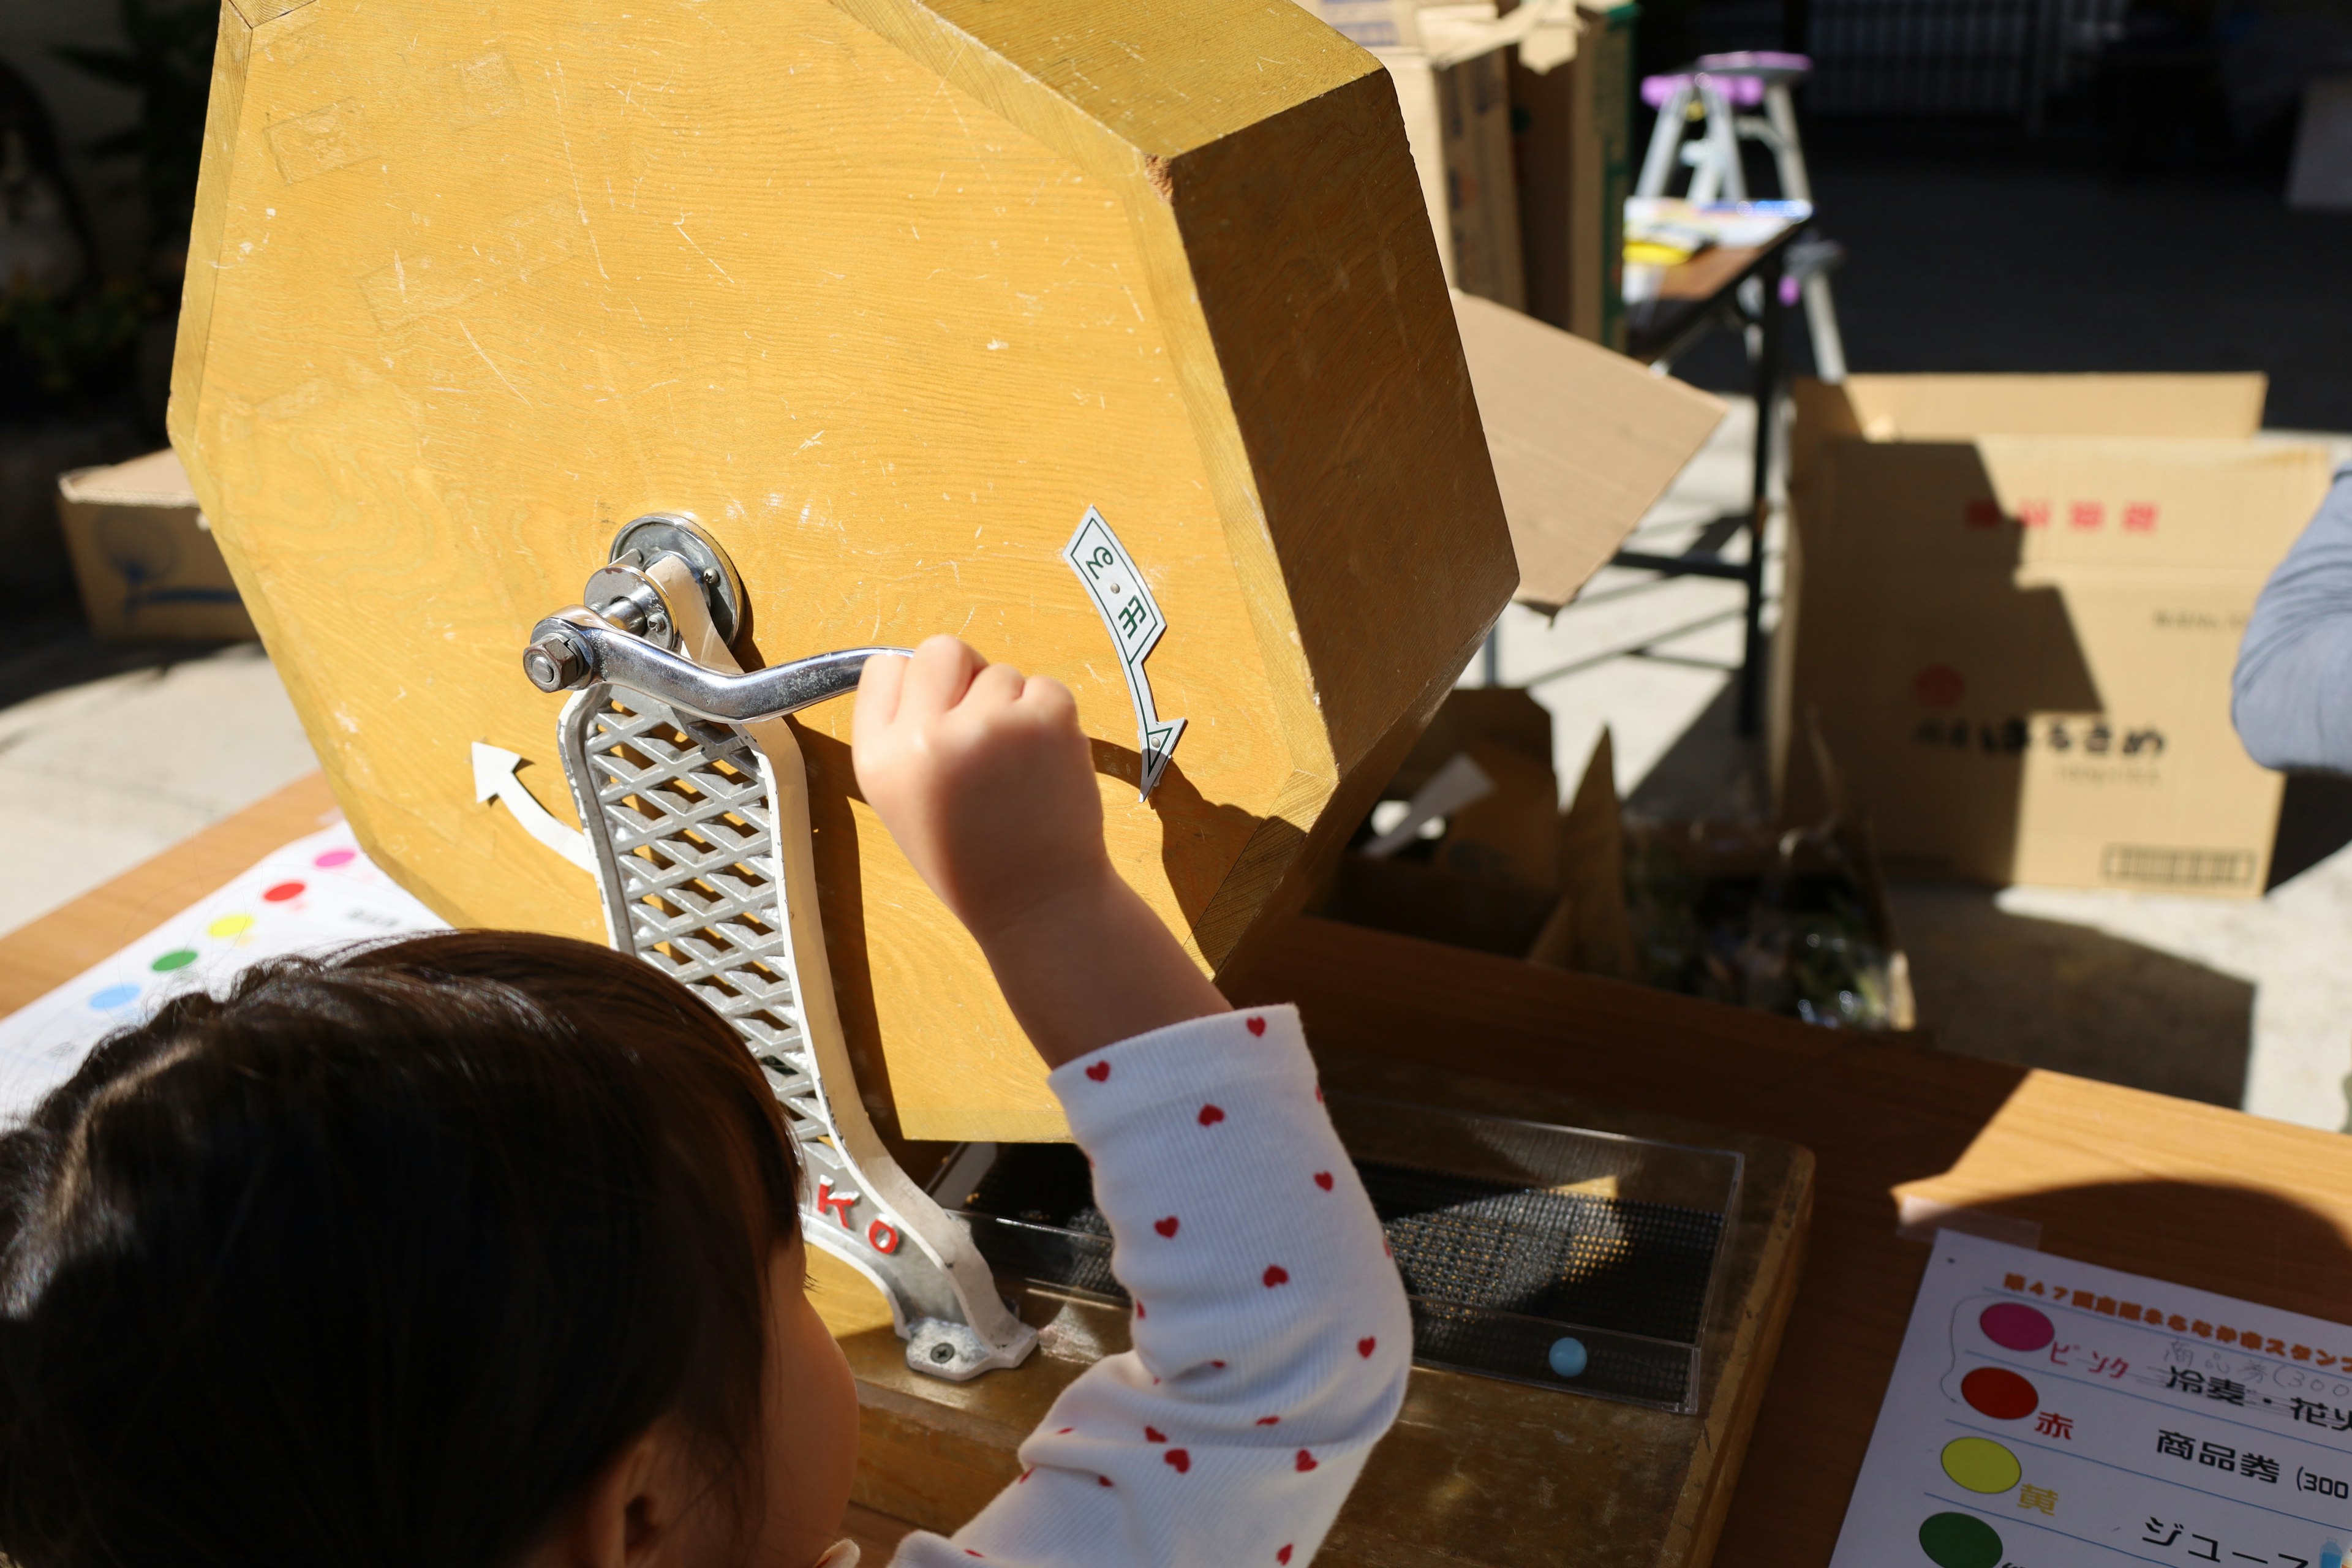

{"left": 12, "top": 773, "right": 2352, "bottom": 1568}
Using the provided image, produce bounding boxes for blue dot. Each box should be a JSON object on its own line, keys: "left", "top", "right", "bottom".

{"left": 88, "top": 984, "right": 141, "bottom": 1012}
{"left": 1548, "top": 1337, "right": 1589, "bottom": 1379}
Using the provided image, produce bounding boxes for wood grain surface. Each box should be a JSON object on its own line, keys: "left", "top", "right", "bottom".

{"left": 169, "top": 0, "right": 1515, "bottom": 1144}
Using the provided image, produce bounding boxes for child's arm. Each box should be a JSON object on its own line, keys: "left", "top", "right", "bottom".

{"left": 852, "top": 635, "right": 1231, "bottom": 1062}
{"left": 854, "top": 638, "right": 1412, "bottom": 1568}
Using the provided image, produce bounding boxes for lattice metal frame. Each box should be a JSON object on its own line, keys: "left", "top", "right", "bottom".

{"left": 556, "top": 681, "right": 1036, "bottom": 1381}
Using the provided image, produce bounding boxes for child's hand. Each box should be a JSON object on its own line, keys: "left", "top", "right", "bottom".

{"left": 851, "top": 635, "right": 1227, "bottom": 1065}
{"left": 851, "top": 635, "right": 1109, "bottom": 944}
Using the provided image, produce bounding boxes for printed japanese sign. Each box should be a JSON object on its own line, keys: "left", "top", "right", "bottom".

{"left": 1062, "top": 507, "right": 1186, "bottom": 800}
{"left": 1830, "top": 1231, "right": 2352, "bottom": 1568}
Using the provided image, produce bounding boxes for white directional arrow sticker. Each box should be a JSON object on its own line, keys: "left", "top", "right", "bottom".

{"left": 1063, "top": 506, "right": 1186, "bottom": 800}
{"left": 471, "top": 742, "right": 596, "bottom": 873}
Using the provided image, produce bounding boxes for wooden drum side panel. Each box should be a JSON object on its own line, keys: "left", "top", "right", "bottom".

{"left": 170, "top": 0, "right": 1513, "bottom": 1144}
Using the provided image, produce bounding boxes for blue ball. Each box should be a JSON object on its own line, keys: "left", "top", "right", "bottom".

{"left": 1548, "top": 1336, "right": 1589, "bottom": 1379}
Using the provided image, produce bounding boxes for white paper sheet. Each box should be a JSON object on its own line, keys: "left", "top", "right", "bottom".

{"left": 1832, "top": 1231, "right": 2352, "bottom": 1568}
{"left": 0, "top": 823, "right": 447, "bottom": 1121}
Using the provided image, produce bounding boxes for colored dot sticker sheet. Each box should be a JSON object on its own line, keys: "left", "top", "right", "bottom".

{"left": 1830, "top": 1231, "right": 2352, "bottom": 1568}
{"left": 0, "top": 824, "right": 446, "bottom": 1122}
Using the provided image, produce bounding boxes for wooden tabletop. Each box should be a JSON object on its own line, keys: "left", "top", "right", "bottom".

{"left": 1625, "top": 222, "right": 1803, "bottom": 366}
{"left": 1225, "top": 916, "right": 2352, "bottom": 1568}
{"left": 1656, "top": 239, "right": 1771, "bottom": 303}
{"left": 10, "top": 775, "right": 2352, "bottom": 1568}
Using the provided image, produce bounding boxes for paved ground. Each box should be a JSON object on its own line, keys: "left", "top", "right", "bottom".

{"left": 0, "top": 624, "right": 317, "bottom": 934}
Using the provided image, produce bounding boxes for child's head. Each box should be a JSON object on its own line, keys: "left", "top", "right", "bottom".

{"left": 0, "top": 930, "right": 860, "bottom": 1568}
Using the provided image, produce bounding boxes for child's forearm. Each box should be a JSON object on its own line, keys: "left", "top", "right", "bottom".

{"left": 971, "top": 868, "right": 1230, "bottom": 1069}
{"left": 890, "top": 1007, "right": 1414, "bottom": 1568}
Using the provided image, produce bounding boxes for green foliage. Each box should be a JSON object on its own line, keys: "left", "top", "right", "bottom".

{"left": 0, "top": 277, "right": 150, "bottom": 418}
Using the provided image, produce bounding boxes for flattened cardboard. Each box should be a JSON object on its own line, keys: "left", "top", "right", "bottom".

{"left": 1776, "top": 375, "right": 2332, "bottom": 899}
{"left": 1452, "top": 290, "right": 1726, "bottom": 609}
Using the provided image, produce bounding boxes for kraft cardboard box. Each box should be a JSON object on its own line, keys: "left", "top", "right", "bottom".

{"left": 1321, "top": 695, "right": 1914, "bottom": 1029}
{"left": 1292, "top": 1, "right": 1529, "bottom": 307}
{"left": 1510, "top": 0, "right": 1636, "bottom": 350}
{"left": 1381, "top": 40, "right": 1527, "bottom": 307}
{"left": 56, "top": 448, "right": 255, "bottom": 641}
{"left": 1774, "top": 375, "right": 2335, "bottom": 899}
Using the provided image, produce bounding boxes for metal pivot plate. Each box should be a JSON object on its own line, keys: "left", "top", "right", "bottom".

{"left": 552, "top": 677, "right": 1034, "bottom": 1382}
{"left": 608, "top": 513, "right": 746, "bottom": 646}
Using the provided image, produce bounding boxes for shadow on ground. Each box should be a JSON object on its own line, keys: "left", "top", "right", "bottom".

{"left": 1610, "top": 658, "right": 2264, "bottom": 1107}
{"left": 1886, "top": 881, "right": 2255, "bottom": 1106}
{"left": 0, "top": 611, "right": 235, "bottom": 714}
{"left": 1624, "top": 679, "right": 1767, "bottom": 822}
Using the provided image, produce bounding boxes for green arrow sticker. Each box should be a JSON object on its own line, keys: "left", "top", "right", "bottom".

{"left": 1063, "top": 506, "right": 1186, "bottom": 799}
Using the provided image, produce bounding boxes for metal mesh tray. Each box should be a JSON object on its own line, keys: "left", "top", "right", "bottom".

{"left": 933, "top": 1095, "right": 1741, "bottom": 1412}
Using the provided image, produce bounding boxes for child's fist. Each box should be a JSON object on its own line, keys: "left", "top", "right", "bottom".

{"left": 851, "top": 635, "right": 1109, "bottom": 943}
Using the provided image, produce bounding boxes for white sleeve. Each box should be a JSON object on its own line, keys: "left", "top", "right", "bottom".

{"left": 888, "top": 1005, "right": 1412, "bottom": 1568}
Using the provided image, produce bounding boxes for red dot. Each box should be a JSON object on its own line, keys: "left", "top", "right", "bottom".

{"left": 1962, "top": 1365, "right": 2040, "bottom": 1420}
{"left": 1979, "top": 1302, "right": 2054, "bottom": 1352}
{"left": 1915, "top": 663, "right": 1966, "bottom": 710}
{"left": 263, "top": 881, "right": 306, "bottom": 903}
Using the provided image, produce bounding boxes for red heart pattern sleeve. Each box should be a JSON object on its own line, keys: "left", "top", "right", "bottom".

{"left": 888, "top": 1005, "right": 1412, "bottom": 1568}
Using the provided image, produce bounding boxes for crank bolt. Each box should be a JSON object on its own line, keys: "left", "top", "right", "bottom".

{"left": 522, "top": 632, "right": 589, "bottom": 692}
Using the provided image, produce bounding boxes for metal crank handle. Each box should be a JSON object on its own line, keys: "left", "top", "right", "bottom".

{"left": 523, "top": 608, "right": 911, "bottom": 722}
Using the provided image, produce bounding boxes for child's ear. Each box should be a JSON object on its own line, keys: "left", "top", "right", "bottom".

{"left": 522, "top": 1425, "right": 707, "bottom": 1568}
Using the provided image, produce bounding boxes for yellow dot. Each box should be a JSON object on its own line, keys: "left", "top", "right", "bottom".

{"left": 1942, "top": 1437, "right": 2022, "bottom": 1495}
{"left": 207, "top": 913, "right": 255, "bottom": 938}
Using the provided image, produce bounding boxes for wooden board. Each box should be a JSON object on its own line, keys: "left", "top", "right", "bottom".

{"left": 829, "top": 1046, "right": 1814, "bottom": 1568}
{"left": 169, "top": 0, "right": 1517, "bottom": 1143}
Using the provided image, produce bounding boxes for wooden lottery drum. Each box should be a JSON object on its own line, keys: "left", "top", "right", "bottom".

{"left": 168, "top": 0, "right": 1516, "bottom": 1142}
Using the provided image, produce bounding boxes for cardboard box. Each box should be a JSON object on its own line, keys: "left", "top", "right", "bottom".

{"left": 1322, "top": 692, "right": 1913, "bottom": 1028}
{"left": 1381, "top": 40, "right": 1528, "bottom": 307}
{"left": 1318, "top": 687, "right": 1591, "bottom": 959}
{"left": 1510, "top": 0, "right": 1637, "bottom": 350}
{"left": 1616, "top": 813, "right": 1917, "bottom": 1031}
{"left": 1292, "top": 1, "right": 1529, "bottom": 306}
{"left": 56, "top": 448, "right": 255, "bottom": 641}
{"left": 1774, "top": 375, "right": 2336, "bottom": 898}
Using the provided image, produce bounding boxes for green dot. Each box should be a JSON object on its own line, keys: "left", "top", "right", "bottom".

{"left": 1919, "top": 1511, "right": 2003, "bottom": 1568}
{"left": 150, "top": 949, "right": 198, "bottom": 972}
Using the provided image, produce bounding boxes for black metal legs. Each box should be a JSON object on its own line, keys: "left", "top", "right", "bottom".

{"left": 1738, "top": 250, "right": 1787, "bottom": 738}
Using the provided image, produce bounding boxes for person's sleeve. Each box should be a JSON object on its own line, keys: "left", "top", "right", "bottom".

{"left": 888, "top": 1005, "right": 1411, "bottom": 1568}
{"left": 2234, "top": 464, "right": 2352, "bottom": 774}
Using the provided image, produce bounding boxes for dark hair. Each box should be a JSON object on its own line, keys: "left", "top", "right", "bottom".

{"left": 0, "top": 930, "right": 801, "bottom": 1568}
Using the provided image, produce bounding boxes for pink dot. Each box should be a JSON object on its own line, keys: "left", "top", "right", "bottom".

{"left": 1980, "top": 1302, "right": 2054, "bottom": 1352}
{"left": 313, "top": 849, "right": 356, "bottom": 869}
{"left": 262, "top": 881, "right": 306, "bottom": 903}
